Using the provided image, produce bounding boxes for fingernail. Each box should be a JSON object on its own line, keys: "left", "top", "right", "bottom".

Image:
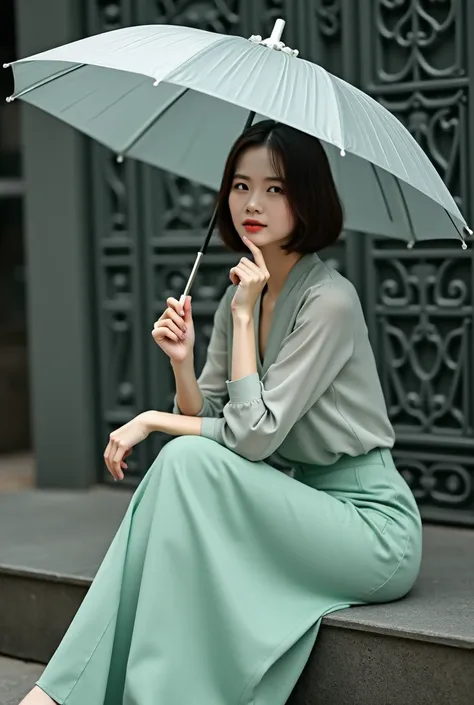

{"left": 181, "top": 310, "right": 184, "bottom": 316}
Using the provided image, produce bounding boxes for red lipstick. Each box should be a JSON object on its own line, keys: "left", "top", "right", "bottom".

{"left": 243, "top": 219, "right": 266, "bottom": 234}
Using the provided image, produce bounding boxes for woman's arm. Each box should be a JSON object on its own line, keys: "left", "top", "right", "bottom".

{"left": 172, "top": 290, "right": 231, "bottom": 418}
{"left": 231, "top": 313, "right": 257, "bottom": 381}
{"left": 146, "top": 307, "right": 259, "bottom": 438}
{"left": 146, "top": 409, "right": 203, "bottom": 437}
{"left": 172, "top": 357, "right": 205, "bottom": 417}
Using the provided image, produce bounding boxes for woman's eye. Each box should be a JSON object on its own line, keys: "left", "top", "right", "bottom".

{"left": 232, "top": 183, "right": 284, "bottom": 193}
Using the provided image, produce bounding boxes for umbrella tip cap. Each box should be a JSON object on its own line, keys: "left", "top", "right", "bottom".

{"left": 5, "top": 95, "right": 14, "bottom": 103}
{"left": 271, "top": 19, "right": 286, "bottom": 42}
{"left": 3, "top": 63, "right": 10, "bottom": 69}
{"left": 464, "top": 225, "right": 473, "bottom": 236}
{"left": 462, "top": 241, "right": 468, "bottom": 250}
{"left": 116, "top": 154, "right": 124, "bottom": 164}
{"left": 340, "top": 148, "right": 346, "bottom": 156}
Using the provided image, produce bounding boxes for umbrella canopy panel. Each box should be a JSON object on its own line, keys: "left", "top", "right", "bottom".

{"left": 5, "top": 24, "right": 471, "bottom": 245}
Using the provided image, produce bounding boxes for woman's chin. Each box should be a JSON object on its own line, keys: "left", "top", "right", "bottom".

{"left": 241, "top": 230, "right": 272, "bottom": 246}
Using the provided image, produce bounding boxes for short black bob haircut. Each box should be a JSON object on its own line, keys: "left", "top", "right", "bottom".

{"left": 215, "top": 119, "right": 344, "bottom": 255}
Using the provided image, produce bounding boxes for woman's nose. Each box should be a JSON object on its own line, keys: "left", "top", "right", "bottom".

{"left": 245, "top": 196, "right": 263, "bottom": 213}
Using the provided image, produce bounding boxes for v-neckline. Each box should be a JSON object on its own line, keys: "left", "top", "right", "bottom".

{"left": 256, "top": 288, "right": 268, "bottom": 368}
{"left": 253, "top": 254, "right": 316, "bottom": 374}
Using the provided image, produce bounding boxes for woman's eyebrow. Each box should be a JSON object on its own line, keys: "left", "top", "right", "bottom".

{"left": 233, "top": 173, "right": 284, "bottom": 182}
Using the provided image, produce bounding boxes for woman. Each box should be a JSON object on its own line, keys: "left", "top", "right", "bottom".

{"left": 23, "top": 120, "right": 422, "bottom": 705}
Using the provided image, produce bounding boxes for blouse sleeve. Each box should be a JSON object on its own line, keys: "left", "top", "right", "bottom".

{"left": 199, "top": 283, "right": 355, "bottom": 461}
{"left": 173, "top": 288, "right": 230, "bottom": 418}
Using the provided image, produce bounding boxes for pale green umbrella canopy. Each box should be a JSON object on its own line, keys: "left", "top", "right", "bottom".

{"left": 5, "top": 19, "right": 471, "bottom": 295}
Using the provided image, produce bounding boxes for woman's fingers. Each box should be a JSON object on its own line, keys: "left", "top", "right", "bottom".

{"left": 239, "top": 257, "right": 260, "bottom": 272}
{"left": 111, "top": 442, "right": 126, "bottom": 480}
{"left": 243, "top": 237, "right": 267, "bottom": 270}
{"left": 154, "top": 318, "right": 185, "bottom": 341}
{"left": 167, "top": 296, "right": 185, "bottom": 317}
{"left": 153, "top": 328, "right": 179, "bottom": 344}
{"left": 161, "top": 305, "right": 186, "bottom": 331}
{"left": 237, "top": 261, "right": 258, "bottom": 278}
{"left": 230, "top": 266, "right": 247, "bottom": 285}
{"left": 230, "top": 264, "right": 255, "bottom": 285}
{"left": 104, "top": 437, "right": 131, "bottom": 481}
{"left": 239, "top": 257, "right": 269, "bottom": 280}
{"left": 104, "top": 440, "right": 120, "bottom": 480}
{"left": 121, "top": 448, "right": 133, "bottom": 470}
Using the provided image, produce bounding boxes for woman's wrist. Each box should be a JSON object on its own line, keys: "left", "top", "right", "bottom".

{"left": 139, "top": 410, "right": 163, "bottom": 434}
{"left": 140, "top": 409, "right": 202, "bottom": 437}
{"left": 232, "top": 310, "right": 254, "bottom": 326}
{"left": 171, "top": 354, "right": 194, "bottom": 371}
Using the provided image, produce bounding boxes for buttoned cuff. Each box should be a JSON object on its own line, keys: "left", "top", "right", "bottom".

{"left": 226, "top": 373, "right": 263, "bottom": 404}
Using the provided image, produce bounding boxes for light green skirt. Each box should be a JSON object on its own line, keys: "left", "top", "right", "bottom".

{"left": 37, "top": 436, "right": 422, "bottom": 705}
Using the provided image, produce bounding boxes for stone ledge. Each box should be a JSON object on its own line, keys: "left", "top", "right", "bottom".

{"left": 0, "top": 656, "right": 44, "bottom": 705}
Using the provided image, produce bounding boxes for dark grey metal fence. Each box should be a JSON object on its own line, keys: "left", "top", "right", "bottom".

{"left": 83, "top": 1, "right": 474, "bottom": 526}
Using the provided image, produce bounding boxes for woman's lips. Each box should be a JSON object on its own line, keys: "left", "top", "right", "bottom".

{"left": 244, "top": 224, "right": 266, "bottom": 233}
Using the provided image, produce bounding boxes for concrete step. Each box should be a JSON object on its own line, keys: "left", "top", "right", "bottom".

{"left": 0, "top": 488, "right": 473, "bottom": 705}
{"left": 0, "top": 656, "right": 44, "bottom": 705}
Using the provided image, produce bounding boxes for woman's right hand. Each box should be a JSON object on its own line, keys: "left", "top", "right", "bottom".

{"left": 152, "top": 296, "right": 195, "bottom": 364}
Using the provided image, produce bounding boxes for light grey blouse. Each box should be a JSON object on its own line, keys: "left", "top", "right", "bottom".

{"left": 173, "top": 253, "right": 395, "bottom": 469}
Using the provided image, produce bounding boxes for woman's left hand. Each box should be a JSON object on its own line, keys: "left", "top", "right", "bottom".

{"left": 230, "top": 237, "right": 270, "bottom": 317}
{"left": 104, "top": 411, "right": 154, "bottom": 481}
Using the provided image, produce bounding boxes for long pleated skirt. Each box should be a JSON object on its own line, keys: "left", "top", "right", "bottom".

{"left": 36, "top": 436, "right": 422, "bottom": 705}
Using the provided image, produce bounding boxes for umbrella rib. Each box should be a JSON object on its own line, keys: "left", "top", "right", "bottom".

{"left": 8, "top": 63, "right": 85, "bottom": 102}
{"left": 117, "top": 85, "right": 189, "bottom": 160}
{"left": 393, "top": 175, "right": 416, "bottom": 247}
{"left": 444, "top": 210, "right": 468, "bottom": 250}
{"left": 327, "top": 74, "right": 345, "bottom": 153}
{"left": 370, "top": 164, "right": 393, "bottom": 222}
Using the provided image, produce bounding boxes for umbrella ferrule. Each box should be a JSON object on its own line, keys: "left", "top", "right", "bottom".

{"left": 270, "top": 19, "right": 286, "bottom": 43}
{"left": 248, "top": 18, "right": 299, "bottom": 57}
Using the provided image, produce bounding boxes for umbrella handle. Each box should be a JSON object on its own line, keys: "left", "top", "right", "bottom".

{"left": 179, "top": 252, "right": 204, "bottom": 305}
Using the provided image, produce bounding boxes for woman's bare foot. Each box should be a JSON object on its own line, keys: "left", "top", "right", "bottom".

{"left": 19, "top": 685, "right": 58, "bottom": 704}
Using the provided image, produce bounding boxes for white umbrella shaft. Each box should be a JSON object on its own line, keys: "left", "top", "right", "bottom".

{"left": 179, "top": 252, "right": 203, "bottom": 305}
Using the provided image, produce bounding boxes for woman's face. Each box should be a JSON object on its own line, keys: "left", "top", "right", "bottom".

{"left": 228, "top": 145, "right": 296, "bottom": 250}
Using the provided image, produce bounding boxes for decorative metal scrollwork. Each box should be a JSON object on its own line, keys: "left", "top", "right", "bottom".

{"left": 376, "top": 0, "right": 463, "bottom": 82}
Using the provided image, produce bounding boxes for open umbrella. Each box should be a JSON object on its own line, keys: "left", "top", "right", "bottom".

{"left": 4, "top": 19, "right": 472, "bottom": 301}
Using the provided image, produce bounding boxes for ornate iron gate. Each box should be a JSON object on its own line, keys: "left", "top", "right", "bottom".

{"left": 86, "top": 1, "right": 474, "bottom": 527}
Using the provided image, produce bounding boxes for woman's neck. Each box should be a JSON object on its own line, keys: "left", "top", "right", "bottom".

{"left": 259, "top": 249, "right": 303, "bottom": 301}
